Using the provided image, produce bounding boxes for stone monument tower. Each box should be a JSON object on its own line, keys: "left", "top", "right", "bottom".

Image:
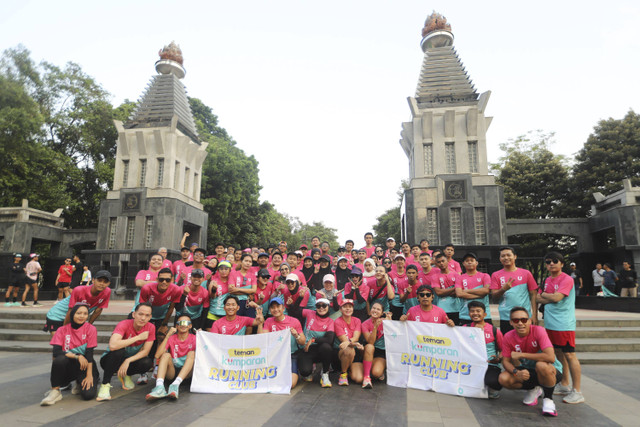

{"left": 86, "top": 42, "right": 208, "bottom": 291}
{"left": 400, "top": 13, "right": 507, "bottom": 260}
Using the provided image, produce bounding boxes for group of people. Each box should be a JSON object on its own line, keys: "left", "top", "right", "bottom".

{"left": 37, "top": 234, "right": 588, "bottom": 418}
{"left": 590, "top": 262, "right": 638, "bottom": 297}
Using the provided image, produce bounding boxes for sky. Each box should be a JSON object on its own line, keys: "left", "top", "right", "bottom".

{"left": 2, "top": 1, "right": 640, "bottom": 245}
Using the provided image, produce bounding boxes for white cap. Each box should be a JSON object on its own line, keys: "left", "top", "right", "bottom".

{"left": 323, "top": 274, "right": 335, "bottom": 283}
{"left": 387, "top": 237, "right": 395, "bottom": 242}
{"left": 285, "top": 273, "right": 299, "bottom": 282}
{"left": 316, "top": 298, "right": 330, "bottom": 306}
{"left": 394, "top": 254, "right": 406, "bottom": 260}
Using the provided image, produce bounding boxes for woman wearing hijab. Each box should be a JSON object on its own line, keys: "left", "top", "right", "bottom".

{"left": 334, "top": 257, "right": 352, "bottom": 291}
{"left": 282, "top": 274, "right": 314, "bottom": 321}
{"left": 362, "top": 258, "right": 377, "bottom": 282}
{"left": 297, "top": 298, "right": 336, "bottom": 387}
{"left": 41, "top": 303, "right": 98, "bottom": 405}
{"left": 316, "top": 274, "right": 340, "bottom": 315}
{"left": 301, "top": 256, "right": 316, "bottom": 287}
{"left": 309, "top": 255, "right": 333, "bottom": 292}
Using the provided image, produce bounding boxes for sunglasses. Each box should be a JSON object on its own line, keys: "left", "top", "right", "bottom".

{"left": 383, "top": 261, "right": 391, "bottom": 264}
{"left": 316, "top": 303, "right": 328, "bottom": 309}
{"left": 157, "top": 277, "right": 172, "bottom": 282}
{"left": 418, "top": 292, "right": 432, "bottom": 298}
{"left": 176, "top": 320, "right": 192, "bottom": 326}
{"left": 511, "top": 317, "right": 529, "bottom": 324}
{"left": 545, "top": 259, "right": 561, "bottom": 265}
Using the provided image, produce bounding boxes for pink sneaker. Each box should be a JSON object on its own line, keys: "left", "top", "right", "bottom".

{"left": 338, "top": 373, "right": 349, "bottom": 386}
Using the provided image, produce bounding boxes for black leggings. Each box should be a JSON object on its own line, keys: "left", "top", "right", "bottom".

{"left": 50, "top": 355, "right": 99, "bottom": 400}
{"left": 99, "top": 349, "right": 153, "bottom": 384}
{"left": 298, "top": 343, "right": 333, "bottom": 376}
{"left": 484, "top": 365, "right": 502, "bottom": 390}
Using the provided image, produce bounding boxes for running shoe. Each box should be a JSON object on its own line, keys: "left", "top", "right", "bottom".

{"left": 320, "top": 372, "right": 332, "bottom": 388}
{"left": 523, "top": 386, "right": 542, "bottom": 406}
{"left": 554, "top": 383, "right": 572, "bottom": 395}
{"left": 59, "top": 383, "right": 71, "bottom": 391}
{"left": 302, "top": 374, "right": 314, "bottom": 382}
{"left": 12, "top": 302, "right": 21, "bottom": 307}
{"left": 137, "top": 373, "right": 148, "bottom": 385}
{"left": 488, "top": 388, "right": 500, "bottom": 399}
{"left": 168, "top": 383, "right": 180, "bottom": 400}
{"left": 562, "top": 390, "right": 585, "bottom": 404}
{"left": 40, "top": 389, "right": 62, "bottom": 406}
{"left": 542, "top": 397, "right": 558, "bottom": 416}
{"left": 378, "top": 373, "right": 385, "bottom": 381}
{"left": 71, "top": 382, "right": 80, "bottom": 395}
{"left": 338, "top": 372, "right": 349, "bottom": 386}
{"left": 120, "top": 375, "right": 135, "bottom": 390}
{"left": 21, "top": 302, "right": 28, "bottom": 307}
{"left": 33, "top": 302, "right": 43, "bottom": 307}
{"left": 96, "top": 384, "right": 112, "bottom": 401}
{"left": 146, "top": 385, "right": 168, "bottom": 401}
{"left": 362, "top": 376, "right": 373, "bottom": 389}
{"left": 3, "top": 302, "right": 12, "bottom": 307}
{"left": 152, "top": 365, "right": 158, "bottom": 379}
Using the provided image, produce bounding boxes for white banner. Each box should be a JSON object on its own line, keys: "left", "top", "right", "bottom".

{"left": 190, "top": 329, "right": 292, "bottom": 394}
{"left": 384, "top": 320, "right": 488, "bottom": 398}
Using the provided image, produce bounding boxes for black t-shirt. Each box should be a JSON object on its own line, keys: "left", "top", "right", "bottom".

{"left": 619, "top": 269, "right": 637, "bottom": 288}
{"left": 10, "top": 262, "right": 25, "bottom": 278}
{"left": 71, "top": 261, "right": 83, "bottom": 286}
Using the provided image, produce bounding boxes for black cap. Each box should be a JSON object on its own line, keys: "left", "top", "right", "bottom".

{"left": 462, "top": 252, "right": 478, "bottom": 261}
{"left": 191, "top": 268, "right": 204, "bottom": 277}
{"left": 95, "top": 270, "right": 112, "bottom": 281}
{"left": 320, "top": 255, "right": 331, "bottom": 263}
{"left": 258, "top": 252, "right": 269, "bottom": 258}
{"left": 258, "top": 268, "right": 271, "bottom": 278}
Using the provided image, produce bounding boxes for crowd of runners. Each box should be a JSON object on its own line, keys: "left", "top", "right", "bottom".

{"left": 36, "top": 233, "right": 585, "bottom": 417}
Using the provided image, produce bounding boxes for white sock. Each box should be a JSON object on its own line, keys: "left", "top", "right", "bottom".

{"left": 156, "top": 378, "right": 164, "bottom": 387}
{"left": 172, "top": 377, "right": 183, "bottom": 386}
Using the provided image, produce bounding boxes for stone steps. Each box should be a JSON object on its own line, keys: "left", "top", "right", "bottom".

{"left": 0, "top": 328, "right": 112, "bottom": 343}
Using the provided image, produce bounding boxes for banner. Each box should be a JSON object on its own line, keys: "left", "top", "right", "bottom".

{"left": 384, "top": 320, "right": 488, "bottom": 398}
{"left": 190, "top": 329, "right": 292, "bottom": 394}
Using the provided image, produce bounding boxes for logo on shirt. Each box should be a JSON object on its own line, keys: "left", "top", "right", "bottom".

{"left": 532, "top": 341, "right": 538, "bottom": 347}
{"left": 515, "top": 344, "right": 521, "bottom": 352}
{"left": 517, "top": 276, "right": 523, "bottom": 281}
{"left": 500, "top": 277, "right": 506, "bottom": 285}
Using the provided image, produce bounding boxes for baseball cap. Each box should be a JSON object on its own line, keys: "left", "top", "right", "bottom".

{"left": 316, "top": 298, "right": 330, "bottom": 306}
{"left": 218, "top": 261, "right": 232, "bottom": 269}
{"left": 350, "top": 266, "right": 363, "bottom": 276}
{"left": 269, "top": 296, "right": 284, "bottom": 306}
{"left": 340, "top": 298, "right": 354, "bottom": 307}
{"left": 387, "top": 237, "right": 395, "bottom": 242}
{"left": 95, "top": 270, "right": 112, "bottom": 281}
{"left": 462, "top": 252, "right": 478, "bottom": 261}
{"left": 285, "top": 273, "right": 299, "bottom": 282}
{"left": 320, "top": 255, "right": 331, "bottom": 263}
{"left": 323, "top": 274, "right": 335, "bottom": 283}
{"left": 394, "top": 254, "right": 406, "bottom": 260}
{"left": 181, "top": 246, "right": 190, "bottom": 251}
{"left": 191, "top": 268, "right": 204, "bottom": 277}
{"left": 258, "top": 268, "right": 271, "bottom": 278}
{"left": 258, "top": 252, "right": 269, "bottom": 258}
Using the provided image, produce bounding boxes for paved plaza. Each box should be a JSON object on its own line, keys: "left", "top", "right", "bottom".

{"left": 1, "top": 302, "right": 639, "bottom": 426}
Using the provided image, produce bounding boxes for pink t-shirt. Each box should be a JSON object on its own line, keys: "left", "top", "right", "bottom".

{"left": 182, "top": 265, "right": 213, "bottom": 286}
{"left": 135, "top": 269, "right": 159, "bottom": 283}
{"left": 489, "top": 268, "right": 538, "bottom": 292}
{"left": 390, "top": 270, "right": 409, "bottom": 296}
{"left": 263, "top": 315, "right": 303, "bottom": 334}
{"left": 69, "top": 285, "right": 111, "bottom": 310}
{"left": 543, "top": 273, "right": 573, "bottom": 296}
{"left": 302, "top": 309, "right": 335, "bottom": 334}
{"left": 173, "top": 260, "right": 188, "bottom": 279}
{"left": 334, "top": 316, "right": 362, "bottom": 341}
{"left": 161, "top": 259, "right": 173, "bottom": 272}
{"left": 448, "top": 259, "right": 462, "bottom": 274}
{"left": 418, "top": 268, "right": 437, "bottom": 285}
{"left": 362, "top": 318, "right": 384, "bottom": 341}
{"left": 50, "top": 322, "right": 98, "bottom": 353}
{"left": 282, "top": 286, "right": 310, "bottom": 309}
{"left": 431, "top": 271, "right": 458, "bottom": 290}
{"left": 343, "top": 281, "right": 369, "bottom": 301}
{"left": 210, "top": 316, "right": 254, "bottom": 335}
{"left": 365, "top": 277, "right": 390, "bottom": 299}
{"left": 165, "top": 333, "right": 196, "bottom": 359}
{"left": 457, "top": 272, "right": 491, "bottom": 290}
{"left": 254, "top": 283, "right": 275, "bottom": 305}
{"left": 361, "top": 246, "right": 376, "bottom": 258}
{"left": 502, "top": 325, "right": 553, "bottom": 358}
{"left": 139, "top": 283, "right": 182, "bottom": 306}
{"left": 112, "top": 319, "right": 156, "bottom": 348}
{"left": 406, "top": 304, "right": 448, "bottom": 323}
{"left": 181, "top": 285, "right": 210, "bottom": 309}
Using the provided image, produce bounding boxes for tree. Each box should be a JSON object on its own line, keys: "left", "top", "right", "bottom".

{"left": 287, "top": 219, "right": 339, "bottom": 251}
{"left": 1, "top": 46, "right": 119, "bottom": 228}
{"left": 371, "top": 180, "right": 408, "bottom": 245}
{"left": 491, "top": 131, "right": 576, "bottom": 219}
{"left": 572, "top": 110, "right": 640, "bottom": 215}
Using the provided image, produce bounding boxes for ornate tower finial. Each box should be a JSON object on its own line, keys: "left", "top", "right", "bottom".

{"left": 155, "top": 41, "right": 186, "bottom": 79}
{"left": 420, "top": 11, "right": 454, "bottom": 52}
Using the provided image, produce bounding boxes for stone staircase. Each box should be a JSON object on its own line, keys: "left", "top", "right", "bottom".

{"left": 0, "top": 310, "right": 639, "bottom": 364}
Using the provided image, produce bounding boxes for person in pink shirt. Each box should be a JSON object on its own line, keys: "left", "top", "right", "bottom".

{"left": 249, "top": 268, "right": 275, "bottom": 314}
{"left": 98, "top": 303, "right": 155, "bottom": 401}
{"left": 465, "top": 301, "right": 503, "bottom": 399}
{"left": 175, "top": 268, "right": 209, "bottom": 331}
{"left": 498, "top": 306, "right": 563, "bottom": 417}
{"left": 389, "top": 255, "right": 409, "bottom": 319}
{"left": 180, "top": 248, "right": 213, "bottom": 288}
{"left": 383, "top": 237, "right": 396, "bottom": 258}
{"left": 444, "top": 244, "right": 462, "bottom": 274}
{"left": 431, "top": 253, "right": 461, "bottom": 325}
{"left": 286, "top": 252, "right": 307, "bottom": 286}
{"left": 361, "top": 301, "right": 391, "bottom": 389}
{"left": 134, "top": 254, "right": 164, "bottom": 309}
{"left": 229, "top": 253, "right": 257, "bottom": 318}
{"left": 269, "top": 251, "right": 284, "bottom": 273}
{"left": 157, "top": 247, "right": 174, "bottom": 272}
{"left": 400, "top": 285, "right": 455, "bottom": 326}
{"left": 456, "top": 253, "right": 491, "bottom": 325}
{"left": 213, "top": 242, "right": 226, "bottom": 262}
{"left": 354, "top": 248, "right": 368, "bottom": 273}
{"left": 417, "top": 252, "right": 436, "bottom": 285}
{"left": 172, "top": 247, "right": 191, "bottom": 282}
{"left": 41, "top": 303, "right": 99, "bottom": 406}
{"left": 342, "top": 266, "right": 369, "bottom": 321}
{"left": 361, "top": 232, "right": 376, "bottom": 258}
{"left": 204, "top": 261, "right": 234, "bottom": 330}
{"left": 419, "top": 239, "right": 433, "bottom": 256}
{"left": 400, "top": 242, "right": 414, "bottom": 266}
{"left": 320, "top": 242, "right": 333, "bottom": 262}
{"left": 259, "top": 296, "right": 307, "bottom": 388}
{"left": 306, "top": 236, "right": 321, "bottom": 256}
{"left": 282, "top": 274, "right": 312, "bottom": 320}
{"left": 399, "top": 264, "right": 420, "bottom": 314}
{"left": 210, "top": 295, "right": 264, "bottom": 335}
{"left": 334, "top": 299, "right": 364, "bottom": 386}
{"left": 146, "top": 314, "right": 196, "bottom": 401}
{"left": 297, "top": 299, "right": 336, "bottom": 387}
{"left": 410, "top": 245, "right": 421, "bottom": 265}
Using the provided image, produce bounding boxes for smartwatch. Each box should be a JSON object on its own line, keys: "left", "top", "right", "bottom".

{"left": 512, "top": 368, "right": 518, "bottom": 375}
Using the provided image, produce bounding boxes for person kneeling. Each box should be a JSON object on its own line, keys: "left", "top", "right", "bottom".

{"left": 41, "top": 303, "right": 99, "bottom": 406}
{"left": 498, "top": 306, "right": 563, "bottom": 417}
{"left": 146, "top": 314, "right": 196, "bottom": 401}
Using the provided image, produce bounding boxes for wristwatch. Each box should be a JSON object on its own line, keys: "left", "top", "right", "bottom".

{"left": 512, "top": 368, "right": 518, "bottom": 375}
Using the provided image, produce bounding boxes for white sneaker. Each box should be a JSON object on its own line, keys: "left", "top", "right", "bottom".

{"left": 542, "top": 397, "right": 557, "bottom": 416}
{"left": 71, "top": 382, "right": 80, "bottom": 395}
{"left": 523, "top": 386, "right": 542, "bottom": 406}
{"left": 320, "top": 372, "right": 332, "bottom": 388}
{"left": 136, "top": 373, "right": 148, "bottom": 385}
{"left": 553, "top": 383, "right": 572, "bottom": 395}
{"left": 562, "top": 390, "right": 585, "bottom": 404}
{"left": 40, "top": 389, "right": 62, "bottom": 406}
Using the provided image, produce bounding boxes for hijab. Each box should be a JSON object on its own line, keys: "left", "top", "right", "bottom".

{"left": 69, "top": 303, "right": 89, "bottom": 330}
{"left": 363, "top": 258, "right": 376, "bottom": 278}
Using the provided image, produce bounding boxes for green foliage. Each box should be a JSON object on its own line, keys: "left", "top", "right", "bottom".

{"left": 491, "top": 131, "right": 577, "bottom": 219}
{"left": 572, "top": 110, "right": 640, "bottom": 215}
{"left": 0, "top": 45, "right": 119, "bottom": 228}
{"left": 286, "top": 218, "right": 340, "bottom": 251}
{"left": 373, "top": 206, "right": 401, "bottom": 246}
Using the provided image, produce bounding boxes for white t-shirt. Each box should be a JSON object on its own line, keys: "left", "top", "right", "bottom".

{"left": 592, "top": 269, "right": 604, "bottom": 287}
{"left": 25, "top": 261, "right": 41, "bottom": 280}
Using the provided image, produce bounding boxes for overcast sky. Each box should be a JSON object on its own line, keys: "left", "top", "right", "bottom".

{"left": 2, "top": 1, "right": 640, "bottom": 246}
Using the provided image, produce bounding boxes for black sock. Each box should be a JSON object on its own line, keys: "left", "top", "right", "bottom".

{"left": 12, "top": 297, "right": 17, "bottom": 303}
{"left": 542, "top": 386, "right": 554, "bottom": 399}
{"left": 33, "top": 300, "right": 38, "bottom": 304}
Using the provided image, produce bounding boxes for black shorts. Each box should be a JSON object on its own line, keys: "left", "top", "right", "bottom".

{"left": 518, "top": 366, "right": 563, "bottom": 390}
{"left": 373, "top": 347, "right": 386, "bottom": 359}
{"left": 58, "top": 282, "right": 71, "bottom": 289}
{"left": 332, "top": 346, "right": 364, "bottom": 369}
{"left": 25, "top": 277, "right": 37, "bottom": 285}
{"left": 8, "top": 277, "right": 23, "bottom": 287}
{"left": 43, "top": 318, "right": 64, "bottom": 333}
